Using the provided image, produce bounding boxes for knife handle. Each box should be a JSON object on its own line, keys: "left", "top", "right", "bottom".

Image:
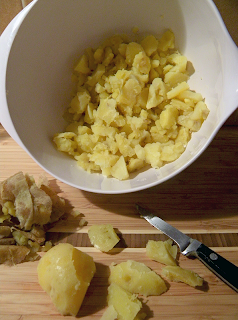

{"left": 195, "top": 244, "right": 238, "bottom": 293}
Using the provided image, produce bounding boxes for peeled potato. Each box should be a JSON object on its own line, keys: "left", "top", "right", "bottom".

{"left": 107, "top": 282, "right": 142, "bottom": 320}
{"left": 109, "top": 260, "right": 167, "bottom": 296}
{"left": 37, "top": 243, "right": 96, "bottom": 316}
{"left": 88, "top": 224, "right": 120, "bottom": 252}
{"left": 162, "top": 265, "right": 203, "bottom": 287}
{"left": 146, "top": 239, "right": 178, "bottom": 266}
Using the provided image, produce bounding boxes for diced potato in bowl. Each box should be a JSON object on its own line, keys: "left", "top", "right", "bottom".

{"left": 53, "top": 30, "right": 209, "bottom": 181}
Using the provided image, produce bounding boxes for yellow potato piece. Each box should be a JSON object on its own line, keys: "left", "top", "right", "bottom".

{"left": 159, "top": 105, "right": 179, "bottom": 129}
{"left": 164, "top": 71, "right": 189, "bottom": 88}
{"left": 96, "top": 98, "right": 119, "bottom": 125}
{"left": 127, "top": 158, "right": 144, "bottom": 173}
{"left": 146, "top": 78, "right": 167, "bottom": 109}
{"left": 140, "top": 35, "right": 158, "bottom": 56}
{"left": 88, "top": 224, "right": 120, "bottom": 252}
{"left": 190, "top": 101, "right": 210, "bottom": 121}
{"left": 37, "top": 243, "right": 96, "bottom": 316}
{"left": 110, "top": 156, "right": 129, "bottom": 180}
{"left": 100, "top": 305, "right": 118, "bottom": 320}
{"left": 107, "top": 282, "right": 142, "bottom": 320}
{"left": 69, "top": 89, "right": 91, "bottom": 115}
{"left": 115, "top": 133, "right": 135, "bottom": 158}
{"left": 167, "top": 81, "right": 189, "bottom": 99}
{"left": 162, "top": 265, "right": 203, "bottom": 287}
{"left": 86, "top": 64, "right": 105, "bottom": 87}
{"left": 177, "top": 90, "right": 203, "bottom": 102}
{"left": 125, "top": 42, "right": 144, "bottom": 66}
{"left": 157, "top": 29, "right": 175, "bottom": 51}
{"left": 146, "top": 239, "right": 178, "bottom": 266}
{"left": 109, "top": 260, "right": 167, "bottom": 296}
{"left": 74, "top": 54, "right": 90, "bottom": 74}
{"left": 144, "top": 143, "right": 163, "bottom": 168}
{"left": 118, "top": 78, "right": 142, "bottom": 106}
{"left": 132, "top": 51, "right": 151, "bottom": 74}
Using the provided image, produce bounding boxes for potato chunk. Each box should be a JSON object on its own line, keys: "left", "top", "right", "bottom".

{"left": 107, "top": 283, "right": 142, "bottom": 320}
{"left": 110, "top": 156, "right": 129, "bottom": 180}
{"left": 109, "top": 260, "right": 167, "bottom": 296}
{"left": 133, "top": 51, "right": 151, "bottom": 74}
{"left": 96, "top": 98, "right": 119, "bottom": 125}
{"left": 125, "top": 42, "right": 144, "bottom": 66}
{"left": 140, "top": 35, "right": 158, "bottom": 56}
{"left": 167, "top": 81, "right": 189, "bottom": 99}
{"left": 88, "top": 224, "right": 120, "bottom": 252}
{"left": 162, "top": 265, "right": 203, "bottom": 287}
{"left": 100, "top": 305, "right": 118, "bottom": 320}
{"left": 74, "top": 54, "right": 90, "bottom": 74}
{"left": 37, "top": 243, "right": 96, "bottom": 316}
{"left": 159, "top": 105, "right": 178, "bottom": 129}
{"left": 157, "top": 30, "right": 175, "bottom": 51}
{"left": 146, "top": 239, "right": 178, "bottom": 266}
{"left": 146, "top": 78, "right": 167, "bottom": 109}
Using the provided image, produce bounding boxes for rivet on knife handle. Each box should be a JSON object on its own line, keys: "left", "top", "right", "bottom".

{"left": 136, "top": 204, "right": 238, "bottom": 293}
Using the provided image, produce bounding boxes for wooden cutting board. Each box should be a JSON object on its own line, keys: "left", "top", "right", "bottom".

{"left": 0, "top": 248, "right": 238, "bottom": 320}
{"left": 1, "top": 1, "right": 238, "bottom": 319}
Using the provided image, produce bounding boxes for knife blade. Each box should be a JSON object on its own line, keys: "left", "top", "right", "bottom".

{"left": 136, "top": 204, "right": 238, "bottom": 293}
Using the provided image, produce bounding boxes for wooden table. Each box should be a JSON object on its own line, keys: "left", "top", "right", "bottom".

{"left": 0, "top": 1, "right": 238, "bottom": 319}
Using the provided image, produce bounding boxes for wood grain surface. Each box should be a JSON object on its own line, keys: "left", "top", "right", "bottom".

{"left": 1, "top": 248, "right": 238, "bottom": 319}
{"left": 0, "top": 1, "right": 238, "bottom": 319}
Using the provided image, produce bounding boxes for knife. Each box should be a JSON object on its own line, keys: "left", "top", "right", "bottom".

{"left": 136, "top": 204, "right": 238, "bottom": 293}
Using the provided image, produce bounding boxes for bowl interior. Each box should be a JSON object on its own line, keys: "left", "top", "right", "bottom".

{"left": 4, "top": 0, "right": 236, "bottom": 193}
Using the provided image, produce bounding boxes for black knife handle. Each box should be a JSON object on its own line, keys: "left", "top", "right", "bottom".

{"left": 195, "top": 244, "right": 238, "bottom": 292}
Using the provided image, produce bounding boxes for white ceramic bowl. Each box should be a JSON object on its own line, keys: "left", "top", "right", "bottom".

{"left": 0, "top": 0, "right": 237, "bottom": 194}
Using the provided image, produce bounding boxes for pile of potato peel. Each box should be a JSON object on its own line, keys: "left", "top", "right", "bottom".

{"left": 0, "top": 172, "right": 71, "bottom": 265}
